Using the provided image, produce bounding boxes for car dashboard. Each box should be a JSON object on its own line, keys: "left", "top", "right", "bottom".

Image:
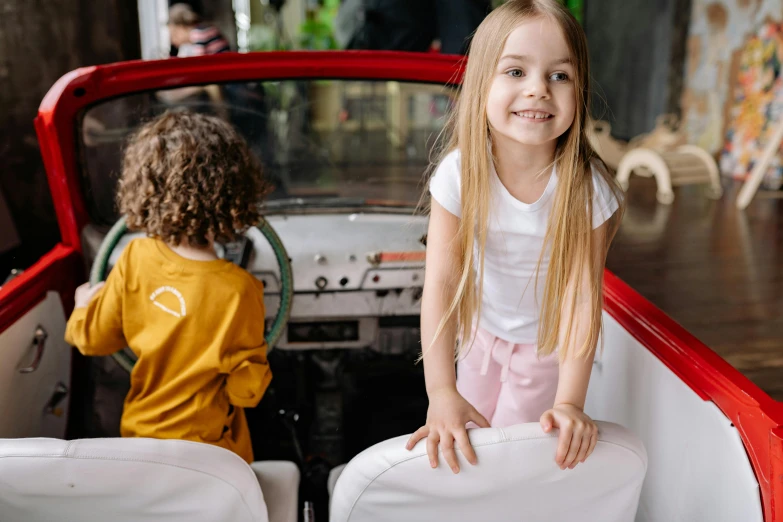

{"left": 81, "top": 211, "right": 428, "bottom": 353}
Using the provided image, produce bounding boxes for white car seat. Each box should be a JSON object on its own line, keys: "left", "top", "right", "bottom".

{"left": 329, "top": 421, "right": 646, "bottom": 522}
{"left": 0, "top": 437, "right": 299, "bottom": 522}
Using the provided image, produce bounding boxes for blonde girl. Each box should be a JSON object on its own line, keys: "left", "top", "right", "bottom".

{"left": 406, "top": 0, "right": 624, "bottom": 474}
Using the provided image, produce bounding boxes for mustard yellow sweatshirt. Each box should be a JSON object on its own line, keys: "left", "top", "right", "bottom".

{"left": 65, "top": 237, "right": 271, "bottom": 463}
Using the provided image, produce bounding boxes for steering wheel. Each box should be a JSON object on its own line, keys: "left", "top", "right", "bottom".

{"left": 89, "top": 216, "right": 294, "bottom": 373}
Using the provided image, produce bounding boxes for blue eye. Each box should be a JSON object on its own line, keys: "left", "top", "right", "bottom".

{"left": 506, "top": 69, "right": 523, "bottom": 78}
{"left": 550, "top": 72, "right": 569, "bottom": 82}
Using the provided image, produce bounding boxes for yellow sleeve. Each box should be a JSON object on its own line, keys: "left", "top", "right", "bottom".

{"left": 221, "top": 280, "right": 272, "bottom": 408}
{"left": 64, "top": 251, "right": 127, "bottom": 357}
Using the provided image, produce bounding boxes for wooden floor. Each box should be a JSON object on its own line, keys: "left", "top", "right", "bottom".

{"left": 606, "top": 177, "right": 783, "bottom": 401}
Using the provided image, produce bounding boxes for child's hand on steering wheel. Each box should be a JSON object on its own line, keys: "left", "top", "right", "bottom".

{"left": 74, "top": 282, "right": 105, "bottom": 309}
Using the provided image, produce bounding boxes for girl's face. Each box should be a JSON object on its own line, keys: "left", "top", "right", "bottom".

{"left": 486, "top": 17, "right": 577, "bottom": 150}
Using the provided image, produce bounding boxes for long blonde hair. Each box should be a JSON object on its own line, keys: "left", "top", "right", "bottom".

{"left": 428, "top": 0, "right": 624, "bottom": 362}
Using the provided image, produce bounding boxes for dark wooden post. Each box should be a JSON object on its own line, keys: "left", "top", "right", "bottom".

{"left": 0, "top": 0, "right": 141, "bottom": 275}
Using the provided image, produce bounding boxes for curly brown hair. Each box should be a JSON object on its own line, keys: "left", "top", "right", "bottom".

{"left": 117, "top": 110, "right": 269, "bottom": 247}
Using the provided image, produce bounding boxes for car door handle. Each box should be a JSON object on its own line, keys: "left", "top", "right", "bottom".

{"left": 45, "top": 382, "right": 69, "bottom": 417}
{"left": 19, "top": 326, "right": 48, "bottom": 374}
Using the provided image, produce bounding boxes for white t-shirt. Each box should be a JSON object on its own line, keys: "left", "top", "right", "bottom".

{"left": 429, "top": 150, "right": 620, "bottom": 344}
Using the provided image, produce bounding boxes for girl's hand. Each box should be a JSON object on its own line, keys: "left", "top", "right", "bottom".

{"left": 74, "top": 282, "right": 105, "bottom": 309}
{"left": 540, "top": 403, "right": 598, "bottom": 470}
{"left": 405, "top": 387, "right": 490, "bottom": 474}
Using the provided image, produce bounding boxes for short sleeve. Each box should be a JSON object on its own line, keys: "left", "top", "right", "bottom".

{"left": 429, "top": 150, "right": 462, "bottom": 217}
{"left": 590, "top": 161, "right": 622, "bottom": 229}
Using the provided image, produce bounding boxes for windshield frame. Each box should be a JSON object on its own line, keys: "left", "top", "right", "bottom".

{"left": 36, "top": 51, "right": 465, "bottom": 251}
{"left": 77, "top": 76, "right": 457, "bottom": 224}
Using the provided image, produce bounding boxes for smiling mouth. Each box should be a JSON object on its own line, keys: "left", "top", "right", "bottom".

{"left": 514, "top": 111, "right": 554, "bottom": 121}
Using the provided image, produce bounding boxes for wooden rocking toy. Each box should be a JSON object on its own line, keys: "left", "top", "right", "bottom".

{"left": 615, "top": 145, "right": 723, "bottom": 204}
{"left": 590, "top": 116, "right": 723, "bottom": 205}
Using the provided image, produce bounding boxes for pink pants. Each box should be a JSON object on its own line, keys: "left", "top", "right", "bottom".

{"left": 456, "top": 328, "right": 559, "bottom": 428}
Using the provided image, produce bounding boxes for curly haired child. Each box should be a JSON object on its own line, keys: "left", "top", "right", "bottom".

{"left": 65, "top": 110, "right": 271, "bottom": 463}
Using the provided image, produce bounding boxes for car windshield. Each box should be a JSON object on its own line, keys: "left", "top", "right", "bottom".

{"left": 79, "top": 78, "right": 457, "bottom": 225}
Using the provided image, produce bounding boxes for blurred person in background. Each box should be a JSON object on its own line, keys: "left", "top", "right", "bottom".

{"left": 158, "top": 4, "right": 232, "bottom": 108}
{"left": 167, "top": 3, "right": 231, "bottom": 57}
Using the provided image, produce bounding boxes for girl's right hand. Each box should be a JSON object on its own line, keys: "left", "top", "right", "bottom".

{"left": 405, "top": 387, "right": 490, "bottom": 474}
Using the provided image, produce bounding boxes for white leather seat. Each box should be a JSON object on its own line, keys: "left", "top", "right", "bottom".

{"left": 0, "top": 437, "right": 299, "bottom": 522}
{"left": 250, "top": 460, "right": 300, "bottom": 522}
{"left": 329, "top": 421, "right": 647, "bottom": 522}
{"left": 328, "top": 463, "right": 345, "bottom": 497}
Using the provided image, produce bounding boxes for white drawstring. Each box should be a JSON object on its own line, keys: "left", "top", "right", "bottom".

{"left": 480, "top": 335, "right": 497, "bottom": 376}
{"left": 500, "top": 342, "right": 515, "bottom": 383}
{"left": 479, "top": 334, "right": 533, "bottom": 384}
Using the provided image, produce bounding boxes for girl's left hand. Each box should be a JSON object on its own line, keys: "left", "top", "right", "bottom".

{"left": 540, "top": 404, "right": 598, "bottom": 470}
